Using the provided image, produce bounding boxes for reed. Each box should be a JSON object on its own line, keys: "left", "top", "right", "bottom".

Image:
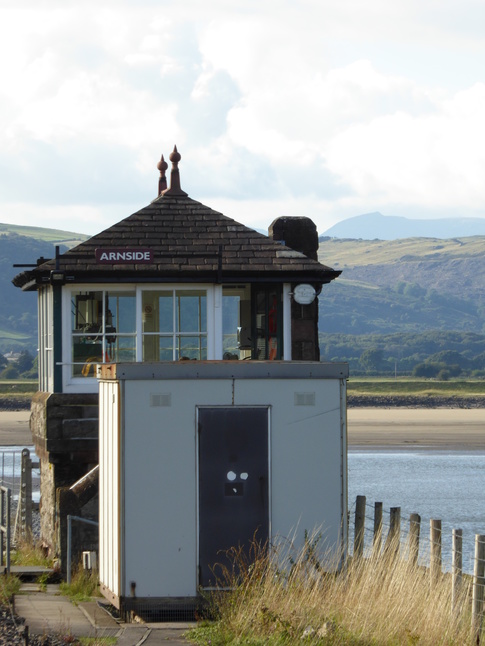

{"left": 191, "top": 534, "right": 477, "bottom": 645}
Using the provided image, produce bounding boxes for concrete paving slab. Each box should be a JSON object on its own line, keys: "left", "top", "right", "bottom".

{"left": 14, "top": 590, "right": 119, "bottom": 639}
{"left": 15, "top": 587, "right": 197, "bottom": 645}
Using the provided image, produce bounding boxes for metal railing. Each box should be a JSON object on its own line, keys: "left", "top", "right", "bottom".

{"left": 0, "top": 448, "right": 40, "bottom": 546}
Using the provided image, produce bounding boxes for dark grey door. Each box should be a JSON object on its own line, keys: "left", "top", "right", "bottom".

{"left": 198, "top": 407, "right": 269, "bottom": 587}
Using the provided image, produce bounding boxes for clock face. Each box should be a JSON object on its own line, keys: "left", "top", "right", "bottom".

{"left": 293, "top": 283, "right": 316, "bottom": 305}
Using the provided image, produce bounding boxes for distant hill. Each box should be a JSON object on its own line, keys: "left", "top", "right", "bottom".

{"left": 321, "top": 212, "right": 485, "bottom": 240}
{"left": 3, "top": 224, "right": 88, "bottom": 353}
{"left": 318, "top": 235, "right": 485, "bottom": 335}
{"left": 0, "top": 222, "right": 88, "bottom": 247}
{"left": 5, "top": 223, "right": 485, "bottom": 374}
{"left": 317, "top": 235, "right": 485, "bottom": 372}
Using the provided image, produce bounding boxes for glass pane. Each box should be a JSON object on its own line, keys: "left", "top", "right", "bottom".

{"left": 142, "top": 334, "right": 174, "bottom": 361}
{"left": 107, "top": 292, "right": 136, "bottom": 334}
{"left": 109, "top": 336, "right": 136, "bottom": 363}
{"left": 158, "top": 336, "right": 174, "bottom": 361}
{"left": 71, "top": 291, "right": 102, "bottom": 334}
{"left": 177, "top": 336, "right": 207, "bottom": 360}
{"left": 253, "top": 286, "right": 281, "bottom": 360}
{"left": 142, "top": 291, "right": 173, "bottom": 333}
{"left": 176, "top": 291, "right": 206, "bottom": 333}
{"left": 222, "top": 295, "right": 240, "bottom": 358}
{"left": 72, "top": 336, "right": 103, "bottom": 378}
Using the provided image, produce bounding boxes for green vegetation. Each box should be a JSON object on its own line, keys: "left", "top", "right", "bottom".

{"left": 189, "top": 539, "right": 475, "bottom": 645}
{"left": 60, "top": 568, "right": 101, "bottom": 603}
{"left": 0, "top": 379, "right": 37, "bottom": 393}
{"left": 0, "top": 575, "right": 21, "bottom": 604}
{"left": 318, "top": 235, "right": 485, "bottom": 268}
{"left": 0, "top": 222, "right": 88, "bottom": 246}
{"left": 320, "top": 330, "right": 485, "bottom": 376}
{"left": 347, "top": 377, "right": 485, "bottom": 398}
{"left": 10, "top": 538, "right": 53, "bottom": 567}
{"left": 318, "top": 236, "right": 485, "bottom": 337}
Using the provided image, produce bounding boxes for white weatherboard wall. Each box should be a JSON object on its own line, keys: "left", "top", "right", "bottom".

{"left": 98, "top": 361, "right": 348, "bottom": 607}
{"left": 99, "top": 380, "right": 121, "bottom": 602}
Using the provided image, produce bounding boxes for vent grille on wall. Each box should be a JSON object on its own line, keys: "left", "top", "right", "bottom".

{"left": 294, "top": 392, "right": 316, "bottom": 406}
{"left": 150, "top": 393, "right": 172, "bottom": 407}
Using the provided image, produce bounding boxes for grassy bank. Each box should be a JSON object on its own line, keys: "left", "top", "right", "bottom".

{"left": 0, "top": 378, "right": 483, "bottom": 406}
{"left": 0, "top": 380, "right": 37, "bottom": 395}
{"left": 348, "top": 377, "right": 485, "bottom": 399}
{"left": 189, "top": 540, "right": 477, "bottom": 645}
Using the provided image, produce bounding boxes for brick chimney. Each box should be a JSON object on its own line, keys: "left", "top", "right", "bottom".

{"left": 269, "top": 216, "right": 321, "bottom": 361}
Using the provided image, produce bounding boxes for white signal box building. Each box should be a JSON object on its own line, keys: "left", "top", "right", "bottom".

{"left": 98, "top": 360, "right": 348, "bottom": 617}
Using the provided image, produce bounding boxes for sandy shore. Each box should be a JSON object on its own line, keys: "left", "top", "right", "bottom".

{"left": 0, "top": 408, "right": 483, "bottom": 450}
{"left": 0, "top": 411, "right": 32, "bottom": 446}
{"left": 348, "top": 408, "right": 485, "bottom": 450}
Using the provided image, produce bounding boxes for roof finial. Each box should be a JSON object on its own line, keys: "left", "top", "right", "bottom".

{"left": 161, "top": 145, "right": 188, "bottom": 197}
{"left": 157, "top": 154, "right": 168, "bottom": 195}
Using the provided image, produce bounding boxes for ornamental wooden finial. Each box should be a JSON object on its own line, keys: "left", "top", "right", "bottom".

{"left": 157, "top": 154, "right": 168, "bottom": 195}
{"left": 161, "top": 145, "right": 188, "bottom": 197}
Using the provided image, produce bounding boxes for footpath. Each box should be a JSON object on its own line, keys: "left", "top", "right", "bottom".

{"left": 14, "top": 582, "right": 195, "bottom": 645}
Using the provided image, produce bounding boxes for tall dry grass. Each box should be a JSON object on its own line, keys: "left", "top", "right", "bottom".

{"left": 196, "top": 535, "right": 479, "bottom": 645}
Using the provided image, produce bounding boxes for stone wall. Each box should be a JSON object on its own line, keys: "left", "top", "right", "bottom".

{"left": 30, "top": 392, "right": 99, "bottom": 562}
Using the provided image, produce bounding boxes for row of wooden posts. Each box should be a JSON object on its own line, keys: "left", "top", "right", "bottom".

{"left": 353, "top": 495, "right": 485, "bottom": 638}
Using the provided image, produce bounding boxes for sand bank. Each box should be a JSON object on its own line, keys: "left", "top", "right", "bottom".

{"left": 348, "top": 408, "right": 485, "bottom": 450}
{"left": 0, "top": 408, "right": 483, "bottom": 451}
{"left": 0, "top": 411, "right": 31, "bottom": 446}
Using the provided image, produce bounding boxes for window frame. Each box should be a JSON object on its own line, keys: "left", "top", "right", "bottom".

{"left": 61, "top": 282, "right": 290, "bottom": 393}
{"left": 62, "top": 284, "right": 216, "bottom": 393}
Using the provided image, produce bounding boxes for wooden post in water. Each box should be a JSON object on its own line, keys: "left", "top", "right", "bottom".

{"left": 354, "top": 495, "right": 366, "bottom": 559}
{"left": 430, "top": 519, "right": 442, "bottom": 587}
{"left": 472, "top": 534, "right": 485, "bottom": 641}
{"left": 384, "top": 507, "right": 401, "bottom": 558}
{"left": 408, "top": 513, "right": 421, "bottom": 568}
{"left": 373, "top": 502, "right": 383, "bottom": 556}
{"left": 451, "top": 528, "right": 463, "bottom": 613}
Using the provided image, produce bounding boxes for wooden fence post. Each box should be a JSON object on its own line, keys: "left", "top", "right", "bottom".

{"left": 373, "top": 502, "right": 383, "bottom": 556}
{"left": 430, "top": 519, "right": 442, "bottom": 587}
{"left": 354, "top": 495, "right": 366, "bottom": 559}
{"left": 451, "top": 528, "right": 462, "bottom": 612}
{"left": 384, "top": 507, "right": 401, "bottom": 558}
{"left": 408, "top": 513, "right": 421, "bottom": 568}
{"left": 472, "top": 534, "right": 485, "bottom": 641}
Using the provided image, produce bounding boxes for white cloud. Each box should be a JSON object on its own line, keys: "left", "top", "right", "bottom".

{"left": 325, "top": 82, "right": 485, "bottom": 209}
{"left": 2, "top": 0, "right": 485, "bottom": 236}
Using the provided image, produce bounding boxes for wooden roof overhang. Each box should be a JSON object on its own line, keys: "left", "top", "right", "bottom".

{"left": 13, "top": 149, "right": 341, "bottom": 291}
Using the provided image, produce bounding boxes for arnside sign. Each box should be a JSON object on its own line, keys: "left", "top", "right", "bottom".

{"left": 95, "top": 248, "right": 153, "bottom": 264}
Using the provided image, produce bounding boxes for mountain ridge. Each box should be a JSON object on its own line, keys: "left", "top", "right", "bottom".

{"left": 321, "top": 212, "right": 485, "bottom": 240}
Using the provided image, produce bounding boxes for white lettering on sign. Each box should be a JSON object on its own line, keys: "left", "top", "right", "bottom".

{"left": 95, "top": 248, "right": 153, "bottom": 264}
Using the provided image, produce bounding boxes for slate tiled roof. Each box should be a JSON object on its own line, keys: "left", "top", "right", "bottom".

{"left": 13, "top": 181, "right": 340, "bottom": 291}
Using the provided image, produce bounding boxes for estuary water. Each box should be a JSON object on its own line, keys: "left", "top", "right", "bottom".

{"left": 348, "top": 449, "right": 485, "bottom": 572}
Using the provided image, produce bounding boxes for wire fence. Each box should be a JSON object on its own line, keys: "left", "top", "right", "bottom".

{"left": 349, "top": 494, "right": 485, "bottom": 639}
{"left": 0, "top": 447, "right": 40, "bottom": 544}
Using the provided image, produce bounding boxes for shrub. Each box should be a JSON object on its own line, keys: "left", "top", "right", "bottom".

{"left": 0, "top": 364, "right": 19, "bottom": 379}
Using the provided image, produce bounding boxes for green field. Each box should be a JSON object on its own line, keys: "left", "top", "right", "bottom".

{"left": 0, "top": 222, "right": 88, "bottom": 247}
{"left": 0, "top": 380, "right": 37, "bottom": 394}
{"left": 348, "top": 377, "right": 485, "bottom": 397}
{"left": 0, "top": 378, "right": 483, "bottom": 400}
{"left": 318, "top": 235, "right": 485, "bottom": 268}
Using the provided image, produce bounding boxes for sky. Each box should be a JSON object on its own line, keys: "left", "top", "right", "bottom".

{"left": 2, "top": 0, "right": 485, "bottom": 237}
